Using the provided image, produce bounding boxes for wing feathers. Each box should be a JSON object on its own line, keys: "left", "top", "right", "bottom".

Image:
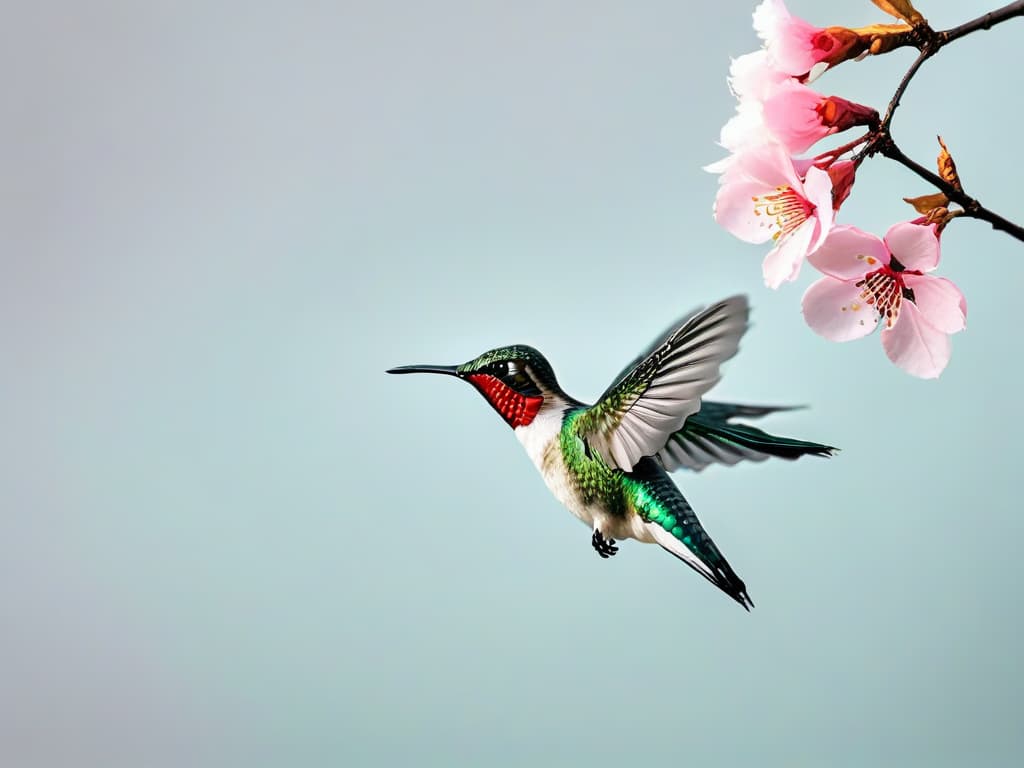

{"left": 576, "top": 296, "right": 750, "bottom": 471}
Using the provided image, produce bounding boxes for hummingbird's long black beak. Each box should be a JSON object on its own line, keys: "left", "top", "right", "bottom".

{"left": 386, "top": 364, "right": 461, "bottom": 377}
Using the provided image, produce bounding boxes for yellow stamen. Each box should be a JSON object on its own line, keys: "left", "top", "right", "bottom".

{"left": 751, "top": 186, "right": 814, "bottom": 242}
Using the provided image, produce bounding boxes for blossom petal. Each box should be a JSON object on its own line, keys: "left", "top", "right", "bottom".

{"left": 807, "top": 225, "right": 889, "bottom": 280}
{"left": 802, "top": 276, "right": 878, "bottom": 341}
{"left": 713, "top": 178, "right": 777, "bottom": 244}
{"left": 881, "top": 301, "right": 952, "bottom": 378}
{"left": 806, "top": 61, "right": 830, "bottom": 82}
{"left": 763, "top": 217, "right": 815, "bottom": 288}
{"left": 904, "top": 274, "right": 966, "bottom": 334}
{"left": 752, "top": 0, "right": 790, "bottom": 41}
{"left": 703, "top": 154, "right": 734, "bottom": 174}
{"left": 884, "top": 221, "right": 940, "bottom": 272}
{"left": 762, "top": 80, "right": 831, "bottom": 154}
{"left": 719, "top": 104, "right": 767, "bottom": 152}
{"left": 725, "top": 141, "right": 802, "bottom": 190}
{"left": 728, "top": 50, "right": 790, "bottom": 101}
{"left": 802, "top": 165, "right": 835, "bottom": 253}
{"left": 753, "top": 0, "right": 820, "bottom": 76}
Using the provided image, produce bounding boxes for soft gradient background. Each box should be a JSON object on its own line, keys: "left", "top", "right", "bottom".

{"left": 3, "top": 1, "right": 1022, "bottom": 766}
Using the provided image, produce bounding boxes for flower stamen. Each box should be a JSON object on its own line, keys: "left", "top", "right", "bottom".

{"left": 751, "top": 186, "right": 814, "bottom": 241}
{"left": 855, "top": 265, "right": 904, "bottom": 328}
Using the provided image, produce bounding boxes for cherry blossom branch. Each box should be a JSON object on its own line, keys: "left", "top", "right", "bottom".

{"left": 939, "top": 0, "right": 1024, "bottom": 45}
{"left": 858, "top": 1, "right": 1024, "bottom": 243}
{"left": 880, "top": 1, "right": 1024, "bottom": 126}
{"left": 706, "top": 1, "right": 1018, "bottom": 377}
{"left": 873, "top": 135, "right": 1024, "bottom": 242}
{"left": 877, "top": 48, "right": 930, "bottom": 130}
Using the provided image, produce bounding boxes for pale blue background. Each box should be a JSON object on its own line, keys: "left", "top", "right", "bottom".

{"left": 2, "top": 1, "right": 1022, "bottom": 766}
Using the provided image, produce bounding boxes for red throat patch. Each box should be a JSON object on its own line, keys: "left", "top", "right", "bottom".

{"left": 467, "top": 374, "right": 543, "bottom": 428}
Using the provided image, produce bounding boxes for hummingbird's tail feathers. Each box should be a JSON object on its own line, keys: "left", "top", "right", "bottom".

{"left": 697, "top": 400, "right": 806, "bottom": 421}
{"left": 658, "top": 403, "right": 837, "bottom": 473}
{"left": 630, "top": 459, "right": 753, "bottom": 610}
{"left": 648, "top": 523, "right": 754, "bottom": 611}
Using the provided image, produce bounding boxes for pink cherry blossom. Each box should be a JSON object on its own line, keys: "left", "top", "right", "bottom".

{"left": 801, "top": 222, "right": 967, "bottom": 378}
{"left": 714, "top": 142, "right": 835, "bottom": 288}
{"left": 707, "top": 47, "right": 875, "bottom": 169}
{"left": 761, "top": 80, "right": 878, "bottom": 154}
{"left": 728, "top": 50, "right": 792, "bottom": 102}
{"left": 704, "top": 52, "right": 794, "bottom": 174}
{"left": 752, "top": 0, "right": 864, "bottom": 80}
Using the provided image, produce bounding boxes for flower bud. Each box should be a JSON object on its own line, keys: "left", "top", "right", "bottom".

{"left": 826, "top": 160, "right": 857, "bottom": 210}
{"left": 813, "top": 26, "right": 871, "bottom": 70}
{"left": 849, "top": 22, "right": 915, "bottom": 55}
{"left": 816, "top": 97, "right": 879, "bottom": 133}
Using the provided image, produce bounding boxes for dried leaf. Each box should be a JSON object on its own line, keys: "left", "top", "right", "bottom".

{"left": 936, "top": 136, "right": 963, "bottom": 192}
{"left": 869, "top": 0, "right": 926, "bottom": 25}
{"left": 932, "top": 208, "right": 963, "bottom": 234}
{"left": 850, "top": 22, "right": 914, "bottom": 36}
{"left": 849, "top": 22, "right": 914, "bottom": 55}
{"left": 926, "top": 207, "right": 962, "bottom": 234}
{"left": 903, "top": 192, "right": 949, "bottom": 214}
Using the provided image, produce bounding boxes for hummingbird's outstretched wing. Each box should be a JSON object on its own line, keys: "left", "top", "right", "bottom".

{"left": 574, "top": 296, "right": 749, "bottom": 472}
{"left": 659, "top": 401, "right": 837, "bottom": 472}
{"left": 602, "top": 302, "right": 708, "bottom": 387}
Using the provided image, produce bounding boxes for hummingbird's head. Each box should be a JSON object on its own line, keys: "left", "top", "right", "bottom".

{"left": 387, "top": 345, "right": 567, "bottom": 429}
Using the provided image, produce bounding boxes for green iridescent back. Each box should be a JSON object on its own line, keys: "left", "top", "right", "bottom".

{"left": 558, "top": 409, "right": 629, "bottom": 516}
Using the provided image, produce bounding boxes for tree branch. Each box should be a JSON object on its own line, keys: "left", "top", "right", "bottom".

{"left": 938, "top": 0, "right": 1024, "bottom": 45}
{"left": 878, "top": 48, "right": 932, "bottom": 131}
{"left": 876, "top": 138, "right": 1024, "bottom": 242}
{"left": 858, "top": 1, "right": 1024, "bottom": 243}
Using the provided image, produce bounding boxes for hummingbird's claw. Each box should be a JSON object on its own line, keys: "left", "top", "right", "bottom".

{"left": 592, "top": 529, "right": 619, "bottom": 558}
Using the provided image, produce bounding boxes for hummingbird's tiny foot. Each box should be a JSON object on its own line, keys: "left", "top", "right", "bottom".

{"left": 592, "top": 529, "right": 619, "bottom": 558}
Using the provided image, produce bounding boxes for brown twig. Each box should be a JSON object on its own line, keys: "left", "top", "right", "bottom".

{"left": 875, "top": 136, "right": 1024, "bottom": 241}
{"left": 858, "top": 1, "right": 1024, "bottom": 243}
{"left": 813, "top": 132, "right": 873, "bottom": 164}
{"left": 939, "top": 0, "right": 1024, "bottom": 45}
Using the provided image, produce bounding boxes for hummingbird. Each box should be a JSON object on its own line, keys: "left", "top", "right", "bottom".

{"left": 387, "top": 296, "right": 835, "bottom": 610}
